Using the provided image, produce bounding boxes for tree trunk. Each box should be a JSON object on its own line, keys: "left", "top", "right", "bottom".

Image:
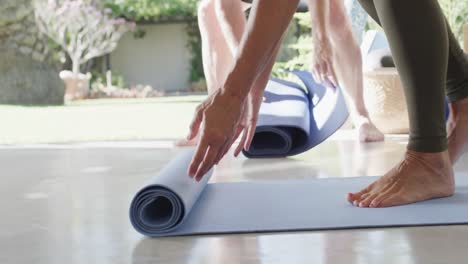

{"left": 0, "top": 0, "right": 64, "bottom": 105}
{"left": 72, "top": 59, "right": 81, "bottom": 76}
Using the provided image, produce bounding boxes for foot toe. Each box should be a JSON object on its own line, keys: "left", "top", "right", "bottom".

{"left": 359, "top": 193, "right": 378, "bottom": 208}
{"left": 348, "top": 187, "right": 372, "bottom": 206}
{"left": 370, "top": 192, "right": 393, "bottom": 208}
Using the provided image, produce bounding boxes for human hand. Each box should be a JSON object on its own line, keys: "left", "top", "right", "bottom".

{"left": 311, "top": 38, "right": 338, "bottom": 88}
{"left": 186, "top": 88, "right": 245, "bottom": 181}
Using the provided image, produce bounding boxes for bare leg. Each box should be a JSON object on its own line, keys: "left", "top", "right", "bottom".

{"left": 214, "top": 0, "right": 248, "bottom": 56}
{"left": 328, "top": 0, "right": 384, "bottom": 142}
{"left": 199, "top": 0, "right": 241, "bottom": 93}
{"left": 178, "top": 0, "right": 279, "bottom": 147}
{"left": 448, "top": 97, "right": 468, "bottom": 163}
{"left": 348, "top": 0, "right": 455, "bottom": 207}
{"left": 176, "top": 0, "right": 245, "bottom": 146}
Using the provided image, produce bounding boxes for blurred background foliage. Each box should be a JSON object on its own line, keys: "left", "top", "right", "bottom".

{"left": 278, "top": 0, "right": 468, "bottom": 79}
{"left": 91, "top": 0, "right": 467, "bottom": 87}
{"left": 103, "top": 0, "right": 198, "bottom": 21}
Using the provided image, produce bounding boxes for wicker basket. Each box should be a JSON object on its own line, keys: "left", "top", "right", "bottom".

{"left": 363, "top": 68, "right": 409, "bottom": 134}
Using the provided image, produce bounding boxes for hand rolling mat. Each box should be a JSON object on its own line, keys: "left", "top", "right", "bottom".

{"left": 130, "top": 149, "right": 468, "bottom": 237}
{"left": 242, "top": 71, "right": 349, "bottom": 158}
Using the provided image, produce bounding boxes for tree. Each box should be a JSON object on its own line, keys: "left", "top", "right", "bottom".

{"left": 34, "top": 0, "right": 135, "bottom": 76}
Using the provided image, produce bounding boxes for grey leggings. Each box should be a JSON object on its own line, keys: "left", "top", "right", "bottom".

{"left": 358, "top": 0, "right": 468, "bottom": 152}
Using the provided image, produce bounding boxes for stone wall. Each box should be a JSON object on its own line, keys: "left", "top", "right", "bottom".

{"left": 0, "top": 0, "right": 64, "bottom": 105}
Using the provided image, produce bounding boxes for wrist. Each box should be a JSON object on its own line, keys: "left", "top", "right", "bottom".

{"left": 221, "top": 62, "right": 257, "bottom": 101}
{"left": 219, "top": 76, "right": 247, "bottom": 103}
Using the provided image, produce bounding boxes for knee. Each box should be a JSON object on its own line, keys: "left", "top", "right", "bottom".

{"left": 198, "top": 0, "right": 216, "bottom": 23}
{"left": 214, "top": 0, "right": 239, "bottom": 19}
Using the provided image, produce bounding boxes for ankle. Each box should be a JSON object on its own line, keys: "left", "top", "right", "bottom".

{"left": 405, "top": 150, "right": 452, "bottom": 172}
{"left": 451, "top": 97, "right": 468, "bottom": 113}
{"left": 351, "top": 114, "right": 371, "bottom": 128}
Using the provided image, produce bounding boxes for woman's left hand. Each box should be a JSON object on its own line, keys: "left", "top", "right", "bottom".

{"left": 311, "top": 38, "right": 338, "bottom": 88}
{"left": 233, "top": 90, "right": 264, "bottom": 157}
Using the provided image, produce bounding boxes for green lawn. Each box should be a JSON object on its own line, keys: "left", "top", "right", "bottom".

{"left": 0, "top": 96, "right": 205, "bottom": 144}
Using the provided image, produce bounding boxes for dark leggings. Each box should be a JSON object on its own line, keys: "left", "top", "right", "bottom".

{"left": 357, "top": 0, "right": 468, "bottom": 152}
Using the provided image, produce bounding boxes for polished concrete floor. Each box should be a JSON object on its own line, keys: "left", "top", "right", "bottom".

{"left": 1, "top": 131, "right": 467, "bottom": 264}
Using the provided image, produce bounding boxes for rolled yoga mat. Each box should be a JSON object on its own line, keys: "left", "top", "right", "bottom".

{"left": 242, "top": 71, "right": 349, "bottom": 158}
{"left": 130, "top": 148, "right": 468, "bottom": 237}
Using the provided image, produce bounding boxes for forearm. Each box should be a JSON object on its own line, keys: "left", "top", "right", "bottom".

{"left": 308, "top": 0, "right": 329, "bottom": 41}
{"left": 222, "top": 0, "right": 299, "bottom": 99}
{"left": 250, "top": 40, "right": 283, "bottom": 96}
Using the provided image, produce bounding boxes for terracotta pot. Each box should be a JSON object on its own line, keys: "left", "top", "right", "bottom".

{"left": 59, "top": 70, "right": 91, "bottom": 100}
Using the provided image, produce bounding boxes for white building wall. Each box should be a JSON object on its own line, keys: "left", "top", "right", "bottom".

{"left": 110, "top": 24, "right": 191, "bottom": 92}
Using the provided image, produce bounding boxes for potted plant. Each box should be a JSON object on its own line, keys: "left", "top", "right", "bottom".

{"left": 34, "top": 0, "right": 134, "bottom": 100}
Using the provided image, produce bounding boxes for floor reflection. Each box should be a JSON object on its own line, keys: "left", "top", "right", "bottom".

{"left": 2, "top": 132, "right": 468, "bottom": 264}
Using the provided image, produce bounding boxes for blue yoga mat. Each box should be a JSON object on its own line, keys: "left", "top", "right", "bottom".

{"left": 130, "top": 149, "right": 468, "bottom": 237}
{"left": 242, "top": 71, "right": 349, "bottom": 158}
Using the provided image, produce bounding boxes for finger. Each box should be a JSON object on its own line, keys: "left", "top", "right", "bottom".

{"left": 231, "top": 123, "right": 246, "bottom": 157}
{"left": 322, "top": 75, "right": 335, "bottom": 89}
{"left": 244, "top": 117, "right": 258, "bottom": 151}
{"left": 214, "top": 122, "right": 243, "bottom": 163}
{"left": 195, "top": 145, "right": 220, "bottom": 181}
{"left": 174, "top": 138, "right": 196, "bottom": 147}
{"left": 311, "top": 64, "right": 321, "bottom": 83}
{"left": 187, "top": 107, "right": 203, "bottom": 140}
{"left": 244, "top": 99, "right": 261, "bottom": 151}
{"left": 188, "top": 135, "right": 209, "bottom": 177}
{"left": 222, "top": 128, "right": 241, "bottom": 161}
{"left": 315, "top": 69, "right": 323, "bottom": 84}
{"left": 234, "top": 129, "right": 248, "bottom": 157}
{"left": 217, "top": 139, "right": 232, "bottom": 163}
{"left": 215, "top": 134, "right": 234, "bottom": 164}
{"left": 326, "top": 62, "right": 338, "bottom": 88}
{"left": 317, "top": 63, "right": 327, "bottom": 84}
{"left": 322, "top": 62, "right": 334, "bottom": 87}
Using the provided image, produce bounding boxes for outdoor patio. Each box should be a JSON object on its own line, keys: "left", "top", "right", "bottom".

{"left": 1, "top": 0, "right": 467, "bottom": 264}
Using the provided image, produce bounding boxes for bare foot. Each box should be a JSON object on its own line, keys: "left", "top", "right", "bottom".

{"left": 353, "top": 115, "right": 384, "bottom": 142}
{"left": 347, "top": 150, "right": 454, "bottom": 208}
{"left": 447, "top": 97, "right": 468, "bottom": 164}
{"left": 358, "top": 121, "right": 385, "bottom": 143}
{"left": 174, "top": 137, "right": 198, "bottom": 147}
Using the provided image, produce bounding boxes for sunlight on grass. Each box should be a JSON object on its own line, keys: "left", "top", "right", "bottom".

{"left": 0, "top": 96, "right": 205, "bottom": 144}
